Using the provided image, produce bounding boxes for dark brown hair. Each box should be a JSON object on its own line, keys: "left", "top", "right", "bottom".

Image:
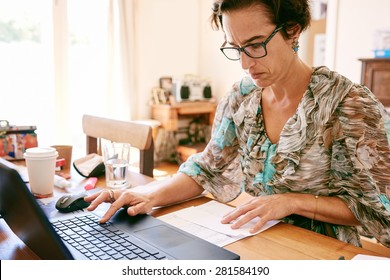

{"left": 211, "top": 0, "right": 311, "bottom": 39}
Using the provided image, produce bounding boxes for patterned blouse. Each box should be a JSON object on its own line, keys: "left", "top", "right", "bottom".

{"left": 179, "top": 66, "right": 390, "bottom": 247}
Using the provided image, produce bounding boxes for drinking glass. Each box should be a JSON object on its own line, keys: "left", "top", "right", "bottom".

{"left": 102, "top": 142, "right": 131, "bottom": 189}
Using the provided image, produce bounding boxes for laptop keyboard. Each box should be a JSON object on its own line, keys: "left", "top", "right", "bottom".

{"left": 52, "top": 214, "right": 168, "bottom": 260}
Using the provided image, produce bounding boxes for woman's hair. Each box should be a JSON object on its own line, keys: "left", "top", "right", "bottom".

{"left": 211, "top": 0, "right": 311, "bottom": 39}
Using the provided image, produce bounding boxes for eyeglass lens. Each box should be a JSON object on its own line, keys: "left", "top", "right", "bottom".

{"left": 223, "top": 44, "right": 266, "bottom": 60}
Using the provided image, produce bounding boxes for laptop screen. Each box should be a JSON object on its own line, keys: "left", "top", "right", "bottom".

{"left": 0, "top": 164, "right": 73, "bottom": 259}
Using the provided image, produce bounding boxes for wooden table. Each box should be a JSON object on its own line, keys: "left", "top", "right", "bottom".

{"left": 1, "top": 166, "right": 390, "bottom": 260}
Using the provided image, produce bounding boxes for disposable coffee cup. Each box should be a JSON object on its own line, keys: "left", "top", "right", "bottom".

{"left": 24, "top": 147, "right": 58, "bottom": 198}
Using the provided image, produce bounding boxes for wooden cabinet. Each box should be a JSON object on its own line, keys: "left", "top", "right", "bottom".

{"left": 151, "top": 101, "right": 217, "bottom": 162}
{"left": 359, "top": 58, "right": 390, "bottom": 106}
{"left": 151, "top": 101, "right": 217, "bottom": 132}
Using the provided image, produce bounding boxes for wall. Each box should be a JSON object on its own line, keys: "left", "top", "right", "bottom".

{"left": 135, "top": 0, "right": 390, "bottom": 120}
{"left": 326, "top": 0, "right": 390, "bottom": 83}
{"left": 134, "top": 0, "right": 255, "bottom": 120}
{"left": 134, "top": 0, "right": 200, "bottom": 119}
{"left": 198, "top": 0, "right": 245, "bottom": 100}
{"left": 134, "top": 0, "right": 310, "bottom": 120}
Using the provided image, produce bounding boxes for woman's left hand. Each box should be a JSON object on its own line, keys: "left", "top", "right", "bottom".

{"left": 221, "top": 193, "right": 297, "bottom": 233}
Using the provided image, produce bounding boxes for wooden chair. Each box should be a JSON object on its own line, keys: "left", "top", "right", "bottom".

{"left": 82, "top": 114, "right": 154, "bottom": 177}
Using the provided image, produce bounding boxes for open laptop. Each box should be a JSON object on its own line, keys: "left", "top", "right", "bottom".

{"left": 0, "top": 163, "right": 239, "bottom": 260}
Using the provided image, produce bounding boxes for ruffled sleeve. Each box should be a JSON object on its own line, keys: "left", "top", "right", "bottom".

{"left": 331, "top": 84, "right": 390, "bottom": 247}
{"left": 179, "top": 77, "right": 257, "bottom": 202}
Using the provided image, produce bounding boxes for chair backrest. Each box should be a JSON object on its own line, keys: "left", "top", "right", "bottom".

{"left": 82, "top": 114, "right": 154, "bottom": 177}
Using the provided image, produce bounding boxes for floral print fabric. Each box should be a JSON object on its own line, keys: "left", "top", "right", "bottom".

{"left": 179, "top": 66, "right": 390, "bottom": 247}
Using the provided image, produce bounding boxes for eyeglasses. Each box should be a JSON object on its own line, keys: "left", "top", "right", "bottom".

{"left": 220, "top": 25, "right": 284, "bottom": 61}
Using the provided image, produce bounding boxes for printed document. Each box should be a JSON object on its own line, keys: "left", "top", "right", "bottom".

{"left": 158, "top": 200, "right": 279, "bottom": 247}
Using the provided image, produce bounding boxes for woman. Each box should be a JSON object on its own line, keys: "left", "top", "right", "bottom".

{"left": 86, "top": 0, "right": 390, "bottom": 248}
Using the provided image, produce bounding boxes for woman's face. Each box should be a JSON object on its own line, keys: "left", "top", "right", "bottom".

{"left": 221, "top": 5, "right": 295, "bottom": 88}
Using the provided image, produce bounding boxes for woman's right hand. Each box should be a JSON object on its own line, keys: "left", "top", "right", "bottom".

{"left": 84, "top": 173, "right": 204, "bottom": 224}
{"left": 84, "top": 188, "right": 153, "bottom": 223}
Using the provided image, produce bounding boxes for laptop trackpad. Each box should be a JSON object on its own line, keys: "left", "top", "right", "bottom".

{"left": 135, "top": 225, "right": 192, "bottom": 249}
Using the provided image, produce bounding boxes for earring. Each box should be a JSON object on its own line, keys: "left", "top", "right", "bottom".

{"left": 292, "top": 38, "right": 299, "bottom": 54}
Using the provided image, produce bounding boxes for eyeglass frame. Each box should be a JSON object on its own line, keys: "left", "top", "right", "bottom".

{"left": 220, "top": 24, "right": 285, "bottom": 61}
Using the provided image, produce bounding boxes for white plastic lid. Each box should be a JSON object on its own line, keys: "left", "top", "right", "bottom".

{"left": 24, "top": 147, "right": 58, "bottom": 159}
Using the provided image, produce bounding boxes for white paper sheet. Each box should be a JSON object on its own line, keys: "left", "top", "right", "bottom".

{"left": 352, "top": 254, "right": 390, "bottom": 260}
{"left": 196, "top": 200, "right": 279, "bottom": 235}
{"left": 159, "top": 211, "right": 242, "bottom": 247}
{"left": 158, "top": 200, "right": 279, "bottom": 247}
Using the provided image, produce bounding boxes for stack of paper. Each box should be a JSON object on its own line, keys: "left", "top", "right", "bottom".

{"left": 158, "top": 200, "right": 279, "bottom": 247}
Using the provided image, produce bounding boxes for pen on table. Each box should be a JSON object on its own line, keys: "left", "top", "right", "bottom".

{"left": 338, "top": 256, "right": 345, "bottom": 260}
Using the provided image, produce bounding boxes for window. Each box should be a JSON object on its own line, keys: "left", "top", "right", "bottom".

{"left": 0, "top": 0, "right": 129, "bottom": 156}
{"left": 0, "top": 0, "right": 55, "bottom": 145}
{"left": 67, "top": 0, "right": 110, "bottom": 153}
